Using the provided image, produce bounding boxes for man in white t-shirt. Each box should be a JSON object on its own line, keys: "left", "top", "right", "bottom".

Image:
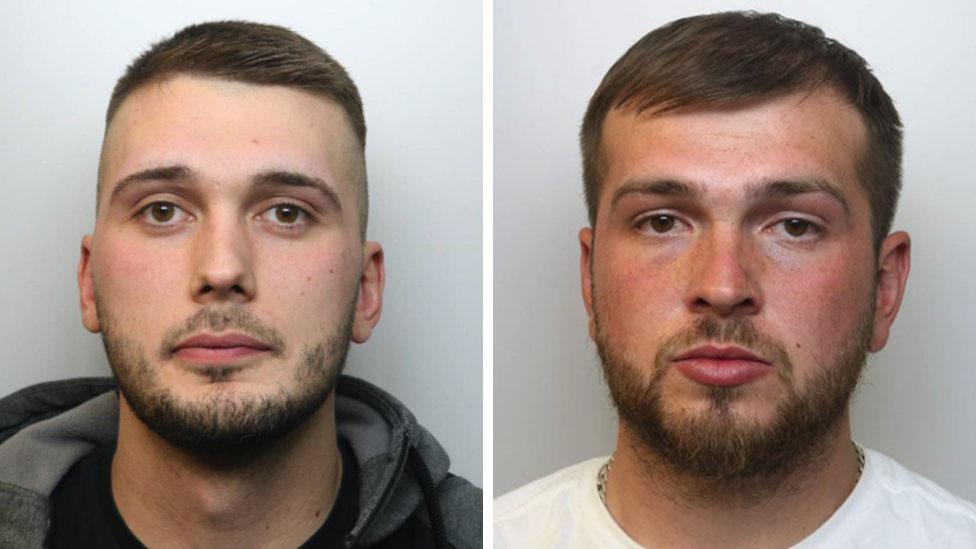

{"left": 495, "top": 11, "right": 976, "bottom": 548}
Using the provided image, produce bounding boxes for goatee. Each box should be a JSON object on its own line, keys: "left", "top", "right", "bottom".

{"left": 100, "top": 304, "right": 353, "bottom": 455}
{"left": 596, "top": 311, "right": 872, "bottom": 489}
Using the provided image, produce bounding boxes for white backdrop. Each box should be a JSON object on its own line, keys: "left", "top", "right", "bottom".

{"left": 494, "top": 0, "right": 976, "bottom": 500}
{"left": 0, "top": 0, "right": 481, "bottom": 486}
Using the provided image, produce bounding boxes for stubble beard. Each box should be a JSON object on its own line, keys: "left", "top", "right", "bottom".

{"left": 99, "top": 303, "right": 354, "bottom": 455}
{"left": 595, "top": 301, "right": 873, "bottom": 496}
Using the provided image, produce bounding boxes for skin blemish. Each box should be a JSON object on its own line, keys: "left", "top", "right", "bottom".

{"left": 315, "top": 509, "right": 321, "bottom": 517}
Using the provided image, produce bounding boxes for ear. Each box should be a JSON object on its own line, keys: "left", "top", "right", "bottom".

{"left": 869, "top": 231, "right": 911, "bottom": 352}
{"left": 351, "top": 241, "right": 385, "bottom": 343}
{"left": 579, "top": 227, "right": 597, "bottom": 341}
{"left": 78, "top": 235, "right": 101, "bottom": 333}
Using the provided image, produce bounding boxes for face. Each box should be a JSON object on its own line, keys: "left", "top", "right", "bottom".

{"left": 580, "top": 88, "right": 909, "bottom": 480}
{"left": 78, "top": 75, "right": 384, "bottom": 452}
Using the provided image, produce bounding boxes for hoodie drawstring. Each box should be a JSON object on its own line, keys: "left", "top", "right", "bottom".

{"left": 410, "top": 446, "right": 449, "bottom": 549}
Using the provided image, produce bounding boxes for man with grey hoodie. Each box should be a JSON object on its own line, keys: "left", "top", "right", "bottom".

{"left": 0, "top": 21, "right": 480, "bottom": 548}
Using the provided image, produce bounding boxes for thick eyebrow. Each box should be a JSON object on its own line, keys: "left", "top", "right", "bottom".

{"left": 107, "top": 164, "right": 342, "bottom": 212}
{"left": 109, "top": 165, "right": 194, "bottom": 206}
{"left": 747, "top": 178, "right": 850, "bottom": 216}
{"left": 609, "top": 177, "right": 850, "bottom": 216}
{"left": 251, "top": 170, "right": 342, "bottom": 211}
{"left": 610, "top": 179, "right": 702, "bottom": 210}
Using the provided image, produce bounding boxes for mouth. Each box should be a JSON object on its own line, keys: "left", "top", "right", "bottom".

{"left": 172, "top": 333, "right": 274, "bottom": 364}
{"left": 671, "top": 344, "right": 772, "bottom": 387}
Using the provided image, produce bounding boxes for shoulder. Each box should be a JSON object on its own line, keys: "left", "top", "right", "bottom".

{"left": 494, "top": 458, "right": 606, "bottom": 545}
{"left": 495, "top": 458, "right": 604, "bottom": 519}
{"left": 805, "top": 448, "right": 976, "bottom": 547}
{"left": 437, "top": 474, "right": 482, "bottom": 548}
{"left": 869, "top": 449, "right": 976, "bottom": 527}
{"left": 371, "top": 475, "right": 481, "bottom": 549}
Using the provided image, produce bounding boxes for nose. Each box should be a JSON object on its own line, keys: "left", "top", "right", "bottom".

{"left": 684, "top": 228, "right": 762, "bottom": 317}
{"left": 190, "top": 211, "right": 256, "bottom": 304}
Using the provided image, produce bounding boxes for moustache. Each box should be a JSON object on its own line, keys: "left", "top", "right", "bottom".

{"left": 158, "top": 306, "right": 286, "bottom": 357}
{"left": 658, "top": 317, "right": 793, "bottom": 374}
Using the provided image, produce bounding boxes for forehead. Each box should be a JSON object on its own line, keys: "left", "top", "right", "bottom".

{"left": 100, "top": 74, "right": 360, "bottom": 202}
{"left": 600, "top": 88, "right": 869, "bottom": 202}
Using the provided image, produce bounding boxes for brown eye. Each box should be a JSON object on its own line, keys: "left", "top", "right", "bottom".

{"left": 274, "top": 204, "right": 302, "bottom": 224}
{"left": 149, "top": 202, "right": 176, "bottom": 223}
{"left": 783, "top": 219, "right": 810, "bottom": 237}
{"left": 648, "top": 215, "right": 676, "bottom": 233}
{"left": 140, "top": 201, "right": 188, "bottom": 228}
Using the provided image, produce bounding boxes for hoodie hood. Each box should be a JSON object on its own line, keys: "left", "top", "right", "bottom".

{"left": 0, "top": 376, "right": 480, "bottom": 548}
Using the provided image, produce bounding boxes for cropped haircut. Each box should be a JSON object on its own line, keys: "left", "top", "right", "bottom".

{"left": 99, "top": 20, "right": 369, "bottom": 236}
{"left": 581, "top": 11, "right": 903, "bottom": 251}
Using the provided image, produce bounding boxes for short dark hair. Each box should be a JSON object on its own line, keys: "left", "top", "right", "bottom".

{"left": 580, "top": 11, "right": 902, "bottom": 250}
{"left": 99, "top": 20, "right": 369, "bottom": 235}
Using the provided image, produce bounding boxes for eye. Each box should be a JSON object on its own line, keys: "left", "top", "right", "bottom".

{"left": 637, "top": 214, "right": 685, "bottom": 234}
{"left": 773, "top": 218, "right": 822, "bottom": 239}
{"left": 139, "top": 201, "right": 189, "bottom": 226}
{"left": 260, "top": 203, "right": 311, "bottom": 229}
{"left": 783, "top": 219, "right": 809, "bottom": 237}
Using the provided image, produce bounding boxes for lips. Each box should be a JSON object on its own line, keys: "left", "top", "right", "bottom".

{"left": 672, "top": 344, "right": 772, "bottom": 387}
{"left": 172, "top": 333, "right": 273, "bottom": 364}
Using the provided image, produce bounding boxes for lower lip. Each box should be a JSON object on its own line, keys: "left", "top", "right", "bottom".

{"left": 674, "top": 358, "right": 771, "bottom": 387}
{"left": 174, "top": 346, "right": 271, "bottom": 364}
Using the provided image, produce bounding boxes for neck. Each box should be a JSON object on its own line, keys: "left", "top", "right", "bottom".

{"left": 112, "top": 393, "right": 342, "bottom": 548}
{"left": 605, "top": 415, "right": 860, "bottom": 548}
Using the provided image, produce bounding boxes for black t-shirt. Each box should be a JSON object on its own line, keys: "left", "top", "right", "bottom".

{"left": 46, "top": 439, "right": 361, "bottom": 548}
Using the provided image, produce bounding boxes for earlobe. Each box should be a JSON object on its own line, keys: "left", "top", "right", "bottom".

{"left": 78, "top": 235, "right": 101, "bottom": 333}
{"left": 869, "top": 231, "right": 911, "bottom": 352}
{"left": 580, "top": 228, "right": 597, "bottom": 341}
{"left": 351, "top": 241, "right": 385, "bottom": 343}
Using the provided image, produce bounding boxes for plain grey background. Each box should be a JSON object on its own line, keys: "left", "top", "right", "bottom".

{"left": 495, "top": 0, "right": 976, "bottom": 500}
{"left": 0, "top": 1, "right": 481, "bottom": 486}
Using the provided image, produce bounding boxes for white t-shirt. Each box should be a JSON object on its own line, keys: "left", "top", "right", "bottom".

{"left": 495, "top": 449, "right": 976, "bottom": 548}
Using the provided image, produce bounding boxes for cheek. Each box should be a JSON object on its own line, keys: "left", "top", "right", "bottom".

{"left": 93, "top": 236, "right": 182, "bottom": 323}
{"left": 594, "top": 244, "right": 684, "bottom": 344}
{"left": 766, "top": 258, "right": 874, "bottom": 365}
{"left": 257, "top": 238, "right": 360, "bottom": 322}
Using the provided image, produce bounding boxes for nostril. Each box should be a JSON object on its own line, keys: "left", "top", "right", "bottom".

{"left": 232, "top": 284, "right": 246, "bottom": 295}
{"left": 690, "top": 295, "right": 758, "bottom": 316}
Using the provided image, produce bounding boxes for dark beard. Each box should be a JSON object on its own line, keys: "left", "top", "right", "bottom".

{"left": 100, "top": 305, "right": 353, "bottom": 455}
{"left": 596, "top": 310, "right": 872, "bottom": 491}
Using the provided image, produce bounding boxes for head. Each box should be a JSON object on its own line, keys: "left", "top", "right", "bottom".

{"left": 77, "top": 21, "right": 384, "bottom": 453}
{"left": 98, "top": 20, "right": 369, "bottom": 237}
{"left": 578, "top": 12, "right": 910, "bottom": 483}
{"left": 582, "top": 11, "right": 902, "bottom": 253}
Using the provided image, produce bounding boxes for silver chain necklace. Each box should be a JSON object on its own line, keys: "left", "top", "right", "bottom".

{"left": 597, "top": 442, "right": 866, "bottom": 505}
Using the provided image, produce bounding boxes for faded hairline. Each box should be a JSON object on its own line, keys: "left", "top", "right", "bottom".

{"left": 589, "top": 85, "right": 878, "bottom": 240}
{"left": 94, "top": 74, "right": 369, "bottom": 239}
{"left": 580, "top": 12, "right": 903, "bottom": 254}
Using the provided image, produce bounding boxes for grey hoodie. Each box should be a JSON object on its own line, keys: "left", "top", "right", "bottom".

{"left": 0, "top": 376, "right": 481, "bottom": 548}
